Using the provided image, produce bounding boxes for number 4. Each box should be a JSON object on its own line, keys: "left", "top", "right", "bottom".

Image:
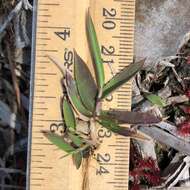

{"left": 96, "top": 166, "right": 110, "bottom": 175}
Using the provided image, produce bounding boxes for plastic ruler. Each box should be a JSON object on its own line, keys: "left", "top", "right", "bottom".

{"left": 27, "top": 0, "right": 136, "bottom": 189}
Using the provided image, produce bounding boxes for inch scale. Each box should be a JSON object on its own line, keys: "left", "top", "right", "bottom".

{"left": 27, "top": 0, "right": 136, "bottom": 190}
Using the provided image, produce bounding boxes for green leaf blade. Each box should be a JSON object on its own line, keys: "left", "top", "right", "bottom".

{"left": 63, "top": 99, "right": 76, "bottom": 130}
{"left": 99, "top": 119, "right": 149, "bottom": 140}
{"left": 102, "top": 59, "right": 145, "bottom": 98}
{"left": 87, "top": 10, "right": 105, "bottom": 89}
{"left": 65, "top": 72, "right": 92, "bottom": 117}
{"left": 144, "top": 93, "right": 166, "bottom": 107}
{"left": 74, "top": 51, "right": 98, "bottom": 112}
{"left": 43, "top": 132, "right": 75, "bottom": 153}
{"left": 72, "top": 152, "right": 82, "bottom": 169}
{"left": 99, "top": 119, "right": 132, "bottom": 136}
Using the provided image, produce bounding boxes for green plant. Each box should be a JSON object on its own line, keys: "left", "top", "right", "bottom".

{"left": 43, "top": 10, "right": 161, "bottom": 169}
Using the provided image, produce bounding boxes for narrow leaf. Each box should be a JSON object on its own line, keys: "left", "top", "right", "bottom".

{"left": 65, "top": 72, "right": 92, "bottom": 117}
{"left": 63, "top": 99, "right": 76, "bottom": 130}
{"left": 99, "top": 119, "right": 135, "bottom": 137}
{"left": 72, "top": 152, "right": 83, "bottom": 169}
{"left": 144, "top": 93, "right": 166, "bottom": 107}
{"left": 99, "top": 120, "right": 149, "bottom": 140}
{"left": 60, "top": 144, "right": 90, "bottom": 159}
{"left": 74, "top": 50, "right": 98, "bottom": 112}
{"left": 68, "top": 132, "right": 84, "bottom": 147}
{"left": 43, "top": 131, "right": 75, "bottom": 153}
{"left": 101, "top": 110, "right": 162, "bottom": 124}
{"left": 87, "top": 9, "right": 105, "bottom": 89}
{"left": 102, "top": 59, "right": 145, "bottom": 98}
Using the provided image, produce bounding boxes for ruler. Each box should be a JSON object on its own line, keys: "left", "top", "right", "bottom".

{"left": 27, "top": 0, "right": 136, "bottom": 190}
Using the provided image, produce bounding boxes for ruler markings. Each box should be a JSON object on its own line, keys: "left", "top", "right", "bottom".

{"left": 114, "top": 170, "right": 128, "bottom": 174}
{"left": 105, "top": 17, "right": 126, "bottom": 21}
{"left": 115, "top": 156, "right": 127, "bottom": 159}
{"left": 110, "top": 54, "right": 132, "bottom": 57}
{"left": 38, "top": 15, "right": 52, "bottom": 17}
{"left": 115, "top": 148, "right": 128, "bottom": 151}
{"left": 117, "top": 105, "right": 130, "bottom": 108}
{"left": 33, "top": 119, "right": 62, "bottom": 122}
{"left": 38, "top": 9, "right": 49, "bottom": 11}
{"left": 114, "top": 186, "right": 128, "bottom": 189}
{"left": 34, "top": 102, "right": 46, "bottom": 105}
{"left": 30, "top": 184, "right": 42, "bottom": 186}
{"left": 36, "top": 66, "right": 47, "bottom": 69}
{"left": 114, "top": 178, "right": 128, "bottom": 181}
{"left": 32, "top": 155, "right": 46, "bottom": 157}
{"left": 36, "top": 44, "right": 48, "bottom": 46}
{"left": 32, "top": 143, "right": 53, "bottom": 146}
{"left": 119, "top": 46, "right": 133, "bottom": 50}
{"left": 116, "top": 98, "right": 131, "bottom": 101}
{"left": 119, "top": 51, "right": 133, "bottom": 54}
{"left": 108, "top": 144, "right": 129, "bottom": 147}
{"left": 37, "top": 32, "right": 48, "bottom": 35}
{"left": 39, "top": 3, "right": 60, "bottom": 6}
{"left": 115, "top": 167, "right": 129, "bottom": 170}
{"left": 115, "top": 174, "right": 128, "bottom": 177}
{"left": 118, "top": 84, "right": 131, "bottom": 89}
{"left": 38, "top": 20, "right": 49, "bottom": 23}
{"left": 33, "top": 167, "right": 53, "bottom": 170}
{"left": 35, "top": 72, "right": 57, "bottom": 76}
{"left": 113, "top": 35, "right": 132, "bottom": 39}
{"left": 31, "top": 178, "right": 45, "bottom": 181}
{"left": 33, "top": 125, "right": 44, "bottom": 128}
{"left": 115, "top": 160, "right": 129, "bottom": 162}
{"left": 32, "top": 148, "right": 43, "bottom": 151}
{"left": 33, "top": 136, "right": 45, "bottom": 139}
{"left": 107, "top": 181, "right": 128, "bottom": 184}
{"left": 32, "top": 131, "right": 44, "bottom": 134}
{"left": 117, "top": 99, "right": 130, "bottom": 104}
{"left": 38, "top": 26, "right": 70, "bottom": 29}
{"left": 34, "top": 96, "right": 56, "bottom": 98}
{"left": 37, "top": 37, "right": 51, "bottom": 40}
{"left": 115, "top": 141, "right": 129, "bottom": 144}
{"left": 35, "top": 90, "right": 46, "bottom": 93}
{"left": 100, "top": 163, "right": 128, "bottom": 166}
{"left": 37, "top": 61, "right": 50, "bottom": 63}
{"left": 120, "top": 21, "right": 134, "bottom": 25}
{"left": 120, "top": 25, "right": 134, "bottom": 28}
{"left": 115, "top": 151, "right": 128, "bottom": 154}
{"left": 31, "top": 172, "right": 42, "bottom": 175}
{"left": 116, "top": 137, "right": 130, "bottom": 140}
{"left": 33, "top": 108, "right": 48, "bottom": 110}
{"left": 114, "top": 0, "right": 127, "bottom": 2}
{"left": 36, "top": 49, "right": 58, "bottom": 52}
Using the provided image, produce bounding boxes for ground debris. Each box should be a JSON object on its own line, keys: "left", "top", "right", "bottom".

{"left": 0, "top": 0, "right": 32, "bottom": 189}
{"left": 130, "top": 30, "right": 190, "bottom": 189}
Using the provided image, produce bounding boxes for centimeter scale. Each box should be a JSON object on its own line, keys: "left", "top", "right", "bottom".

{"left": 27, "top": 0, "right": 136, "bottom": 189}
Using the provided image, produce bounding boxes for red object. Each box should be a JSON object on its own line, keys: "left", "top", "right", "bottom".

{"left": 185, "top": 107, "right": 190, "bottom": 114}
{"left": 186, "top": 89, "right": 190, "bottom": 98}
{"left": 181, "top": 106, "right": 190, "bottom": 114}
{"left": 187, "top": 56, "right": 190, "bottom": 64}
{"left": 131, "top": 183, "right": 140, "bottom": 190}
{"left": 130, "top": 157, "right": 161, "bottom": 189}
{"left": 178, "top": 120, "right": 190, "bottom": 136}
